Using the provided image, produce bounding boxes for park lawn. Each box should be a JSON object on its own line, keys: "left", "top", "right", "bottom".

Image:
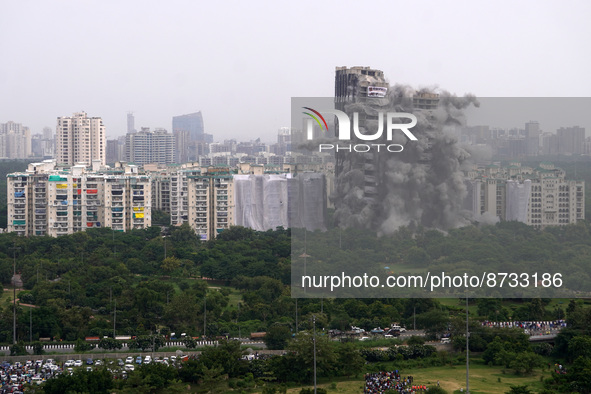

{"left": 268, "top": 361, "right": 552, "bottom": 394}
{"left": 207, "top": 283, "right": 242, "bottom": 310}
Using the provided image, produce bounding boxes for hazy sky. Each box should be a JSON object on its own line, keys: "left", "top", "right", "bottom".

{"left": 1, "top": 0, "right": 590, "bottom": 143}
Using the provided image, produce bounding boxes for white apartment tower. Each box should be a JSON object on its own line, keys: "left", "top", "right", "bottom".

{"left": 56, "top": 112, "right": 106, "bottom": 166}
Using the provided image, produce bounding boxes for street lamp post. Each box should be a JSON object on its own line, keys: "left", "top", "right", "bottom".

{"left": 11, "top": 243, "right": 20, "bottom": 345}
{"left": 466, "top": 296, "right": 470, "bottom": 394}
{"left": 313, "top": 314, "right": 317, "bottom": 394}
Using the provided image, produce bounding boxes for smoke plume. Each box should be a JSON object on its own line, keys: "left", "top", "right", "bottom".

{"left": 332, "top": 84, "right": 479, "bottom": 235}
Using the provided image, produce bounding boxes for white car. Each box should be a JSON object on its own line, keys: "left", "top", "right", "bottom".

{"left": 64, "top": 360, "right": 75, "bottom": 367}
{"left": 144, "top": 355, "right": 152, "bottom": 364}
{"left": 124, "top": 364, "right": 135, "bottom": 371}
{"left": 74, "top": 360, "right": 83, "bottom": 367}
{"left": 359, "top": 336, "right": 370, "bottom": 341}
{"left": 125, "top": 356, "right": 134, "bottom": 364}
{"left": 441, "top": 337, "right": 451, "bottom": 344}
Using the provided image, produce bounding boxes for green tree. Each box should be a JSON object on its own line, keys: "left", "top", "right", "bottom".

{"left": 264, "top": 324, "right": 291, "bottom": 350}
{"left": 178, "top": 359, "right": 203, "bottom": 383}
{"left": 75, "top": 339, "right": 95, "bottom": 353}
{"left": 161, "top": 256, "right": 181, "bottom": 272}
{"left": 286, "top": 331, "right": 337, "bottom": 382}
{"left": 98, "top": 337, "right": 123, "bottom": 351}
{"left": 182, "top": 336, "right": 198, "bottom": 349}
{"left": 509, "top": 352, "right": 544, "bottom": 375}
{"left": 506, "top": 385, "right": 533, "bottom": 394}
{"left": 32, "top": 341, "right": 44, "bottom": 355}
{"left": 10, "top": 342, "right": 26, "bottom": 356}
{"left": 568, "top": 336, "right": 591, "bottom": 362}
{"left": 199, "top": 340, "right": 246, "bottom": 378}
{"left": 43, "top": 369, "right": 113, "bottom": 394}
{"left": 336, "top": 342, "right": 364, "bottom": 378}
{"left": 406, "top": 336, "right": 426, "bottom": 345}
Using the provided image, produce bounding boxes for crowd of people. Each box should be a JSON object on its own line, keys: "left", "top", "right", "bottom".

{"left": 481, "top": 319, "right": 566, "bottom": 332}
{"left": 365, "top": 371, "right": 431, "bottom": 393}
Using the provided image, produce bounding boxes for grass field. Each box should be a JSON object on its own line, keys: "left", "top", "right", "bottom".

{"left": 259, "top": 359, "right": 552, "bottom": 394}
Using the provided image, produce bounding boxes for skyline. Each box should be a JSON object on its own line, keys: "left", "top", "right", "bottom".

{"left": 1, "top": 1, "right": 591, "bottom": 142}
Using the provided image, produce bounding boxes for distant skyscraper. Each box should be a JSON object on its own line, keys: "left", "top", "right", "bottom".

{"left": 557, "top": 126, "right": 585, "bottom": 155}
{"left": 55, "top": 112, "right": 106, "bottom": 166}
{"left": 525, "top": 121, "right": 540, "bottom": 156}
{"left": 0, "top": 121, "right": 32, "bottom": 158}
{"left": 173, "top": 111, "right": 205, "bottom": 163}
{"left": 106, "top": 138, "right": 125, "bottom": 164}
{"left": 127, "top": 112, "right": 136, "bottom": 133}
{"left": 42, "top": 126, "right": 53, "bottom": 157}
{"left": 173, "top": 111, "right": 204, "bottom": 140}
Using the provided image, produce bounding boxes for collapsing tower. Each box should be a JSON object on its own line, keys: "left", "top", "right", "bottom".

{"left": 332, "top": 66, "right": 477, "bottom": 234}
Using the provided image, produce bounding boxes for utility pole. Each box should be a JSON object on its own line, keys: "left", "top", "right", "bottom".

{"left": 203, "top": 296, "right": 207, "bottom": 337}
{"left": 295, "top": 298, "right": 298, "bottom": 334}
{"left": 11, "top": 243, "right": 20, "bottom": 345}
{"left": 466, "top": 296, "right": 470, "bottom": 394}
{"left": 113, "top": 299, "right": 117, "bottom": 339}
{"left": 413, "top": 306, "right": 416, "bottom": 330}
{"left": 313, "top": 314, "right": 317, "bottom": 394}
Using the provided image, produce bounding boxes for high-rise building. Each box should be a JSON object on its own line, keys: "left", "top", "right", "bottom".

{"left": 173, "top": 111, "right": 205, "bottom": 163}
{"left": 557, "top": 126, "right": 585, "bottom": 155}
{"left": 106, "top": 138, "right": 125, "bottom": 164}
{"left": 7, "top": 161, "right": 151, "bottom": 236}
{"left": 464, "top": 162, "right": 584, "bottom": 227}
{"left": 127, "top": 112, "right": 136, "bottom": 133}
{"left": 0, "top": 121, "right": 32, "bottom": 158}
{"left": 55, "top": 112, "right": 106, "bottom": 166}
{"left": 125, "top": 127, "right": 175, "bottom": 165}
{"left": 173, "top": 111, "right": 204, "bottom": 141}
{"left": 42, "top": 127, "right": 53, "bottom": 157}
{"left": 525, "top": 121, "right": 540, "bottom": 156}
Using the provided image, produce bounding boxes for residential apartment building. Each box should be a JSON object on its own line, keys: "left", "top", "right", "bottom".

{"left": 0, "top": 121, "right": 32, "bottom": 159}
{"left": 7, "top": 160, "right": 150, "bottom": 236}
{"left": 465, "top": 162, "right": 584, "bottom": 228}
{"left": 55, "top": 112, "right": 106, "bottom": 166}
{"left": 187, "top": 169, "right": 234, "bottom": 240}
{"left": 125, "top": 128, "right": 175, "bottom": 165}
